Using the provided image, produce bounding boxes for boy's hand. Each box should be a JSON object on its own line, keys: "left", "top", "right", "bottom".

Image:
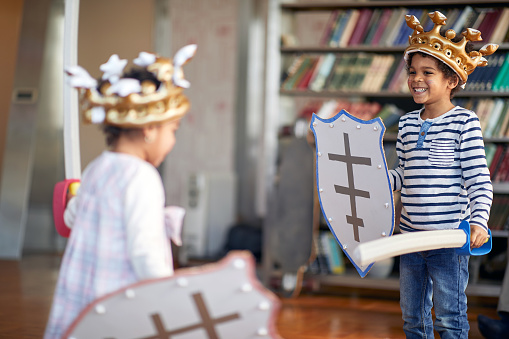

{"left": 470, "top": 224, "right": 489, "bottom": 249}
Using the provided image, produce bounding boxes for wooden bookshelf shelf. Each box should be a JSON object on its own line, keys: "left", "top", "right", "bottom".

{"left": 281, "top": 0, "right": 509, "bottom": 12}
{"left": 275, "top": 271, "right": 502, "bottom": 297}
{"left": 493, "top": 182, "right": 509, "bottom": 194}
{"left": 281, "top": 43, "right": 509, "bottom": 54}
{"left": 280, "top": 89, "right": 509, "bottom": 99}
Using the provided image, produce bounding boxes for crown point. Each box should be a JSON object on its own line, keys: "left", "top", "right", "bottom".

{"left": 479, "top": 43, "right": 499, "bottom": 56}
{"left": 478, "top": 57, "right": 488, "bottom": 68}
{"left": 429, "top": 11, "right": 447, "bottom": 26}
{"left": 405, "top": 15, "right": 421, "bottom": 31}
{"left": 463, "top": 28, "right": 482, "bottom": 42}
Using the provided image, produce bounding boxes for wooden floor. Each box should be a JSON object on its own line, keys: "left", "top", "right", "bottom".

{"left": 0, "top": 254, "right": 499, "bottom": 339}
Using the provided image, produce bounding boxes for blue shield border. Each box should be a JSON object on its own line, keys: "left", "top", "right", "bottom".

{"left": 310, "top": 109, "right": 395, "bottom": 278}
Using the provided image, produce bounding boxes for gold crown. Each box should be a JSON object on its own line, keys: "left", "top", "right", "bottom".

{"left": 404, "top": 11, "right": 498, "bottom": 84}
{"left": 66, "top": 45, "right": 197, "bottom": 128}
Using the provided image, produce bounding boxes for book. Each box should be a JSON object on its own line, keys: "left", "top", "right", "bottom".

{"left": 306, "top": 55, "right": 326, "bottom": 88}
{"left": 362, "top": 9, "right": 383, "bottom": 45}
{"left": 373, "top": 54, "right": 396, "bottom": 92}
{"left": 394, "top": 8, "right": 422, "bottom": 45}
{"left": 341, "top": 54, "right": 365, "bottom": 91}
{"left": 491, "top": 100, "right": 509, "bottom": 138}
{"left": 348, "top": 8, "right": 373, "bottom": 45}
{"left": 320, "top": 232, "right": 345, "bottom": 275}
{"left": 296, "top": 57, "right": 320, "bottom": 89}
{"left": 452, "top": 6, "right": 474, "bottom": 33}
{"left": 490, "top": 8, "right": 509, "bottom": 43}
{"left": 328, "top": 11, "right": 350, "bottom": 47}
{"left": 492, "top": 53, "right": 509, "bottom": 92}
{"left": 477, "top": 8, "right": 503, "bottom": 42}
{"left": 484, "top": 99, "right": 504, "bottom": 138}
{"left": 471, "top": 9, "right": 488, "bottom": 30}
{"left": 281, "top": 55, "right": 305, "bottom": 87}
{"left": 380, "top": 8, "right": 405, "bottom": 46}
{"left": 496, "top": 101, "right": 509, "bottom": 137}
{"left": 387, "top": 58, "right": 408, "bottom": 92}
{"left": 381, "top": 57, "right": 403, "bottom": 91}
{"left": 371, "top": 9, "right": 392, "bottom": 45}
{"left": 489, "top": 145, "right": 505, "bottom": 178}
{"left": 309, "top": 53, "right": 336, "bottom": 92}
{"left": 314, "top": 233, "right": 330, "bottom": 274}
{"left": 327, "top": 54, "right": 355, "bottom": 91}
{"left": 494, "top": 148, "right": 509, "bottom": 182}
{"left": 361, "top": 54, "right": 383, "bottom": 92}
{"left": 320, "top": 10, "right": 340, "bottom": 46}
{"left": 486, "top": 54, "right": 506, "bottom": 91}
{"left": 282, "top": 56, "right": 314, "bottom": 90}
{"left": 339, "top": 9, "right": 360, "bottom": 47}
{"left": 386, "top": 9, "right": 410, "bottom": 46}
{"left": 485, "top": 143, "right": 498, "bottom": 168}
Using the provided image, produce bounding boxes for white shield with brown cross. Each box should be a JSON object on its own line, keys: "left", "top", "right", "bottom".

{"left": 310, "top": 110, "right": 395, "bottom": 278}
{"left": 64, "top": 251, "right": 282, "bottom": 339}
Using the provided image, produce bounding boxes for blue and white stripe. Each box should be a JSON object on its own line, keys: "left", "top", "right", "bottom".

{"left": 389, "top": 106, "right": 493, "bottom": 233}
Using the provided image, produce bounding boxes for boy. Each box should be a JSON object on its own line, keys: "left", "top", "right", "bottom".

{"left": 390, "top": 11, "right": 496, "bottom": 338}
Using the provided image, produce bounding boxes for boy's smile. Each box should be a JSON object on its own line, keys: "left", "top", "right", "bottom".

{"left": 407, "top": 53, "right": 457, "bottom": 118}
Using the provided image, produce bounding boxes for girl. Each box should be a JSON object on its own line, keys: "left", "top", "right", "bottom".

{"left": 390, "top": 12, "right": 494, "bottom": 338}
{"left": 44, "top": 46, "right": 195, "bottom": 339}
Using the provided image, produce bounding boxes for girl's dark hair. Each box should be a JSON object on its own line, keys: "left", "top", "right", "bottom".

{"left": 99, "top": 68, "right": 161, "bottom": 146}
{"left": 406, "top": 36, "right": 473, "bottom": 99}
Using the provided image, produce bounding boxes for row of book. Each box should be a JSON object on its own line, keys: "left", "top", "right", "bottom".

{"left": 309, "top": 231, "right": 345, "bottom": 275}
{"left": 281, "top": 53, "right": 406, "bottom": 93}
{"left": 489, "top": 195, "right": 509, "bottom": 230}
{"left": 454, "top": 98, "right": 509, "bottom": 139}
{"left": 320, "top": 6, "right": 509, "bottom": 48}
{"left": 487, "top": 145, "right": 509, "bottom": 184}
{"left": 281, "top": 52, "right": 509, "bottom": 93}
{"left": 301, "top": 99, "right": 404, "bottom": 130}
{"left": 299, "top": 97, "right": 509, "bottom": 139}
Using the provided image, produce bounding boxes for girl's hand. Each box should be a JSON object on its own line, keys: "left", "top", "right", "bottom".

{"left": 470, "top": 224, "right": 489, "bottom": 249}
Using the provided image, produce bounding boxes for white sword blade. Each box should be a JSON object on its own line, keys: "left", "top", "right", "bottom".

{"left": 353, "top": 229, "right": 467, "bottom": 267}
{"left": 63, "top": 0, "right": 81, "bottom": 179}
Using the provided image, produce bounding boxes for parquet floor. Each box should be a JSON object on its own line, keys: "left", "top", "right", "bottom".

{"left": 0, "top": 254, "right": 499, "bottom": 338}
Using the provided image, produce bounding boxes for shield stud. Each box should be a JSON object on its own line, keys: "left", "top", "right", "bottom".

{"left": 310, "top": 110, "right": 394, "bottom": 278}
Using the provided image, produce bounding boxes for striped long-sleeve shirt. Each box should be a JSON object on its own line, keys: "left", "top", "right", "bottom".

{"left": 389, "top": 106, "right": 493, "bottom": 233}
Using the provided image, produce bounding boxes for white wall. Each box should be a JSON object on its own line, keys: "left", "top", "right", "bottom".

{"left": 162, "top": 0, "right": 238, "bottom": 208}
{"left": 77, "top": 0, "right": 156, "bottom": 169}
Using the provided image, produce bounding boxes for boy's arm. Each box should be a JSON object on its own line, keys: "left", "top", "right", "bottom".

{"left": 125, "top": 166, "right": 173, "bottom": 279}
{"left": 389, "top": 131, "right": 404, "bottom": 191}
{"left": 460, "top": 114, "right": 493, "bottom": 237}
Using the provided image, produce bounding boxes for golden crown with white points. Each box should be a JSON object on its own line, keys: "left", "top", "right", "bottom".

{"left": 66, "top": 45, "right": 197, "bottom": 128}
{"left": 404, "top": 11, "right": 498, "bottom": 84}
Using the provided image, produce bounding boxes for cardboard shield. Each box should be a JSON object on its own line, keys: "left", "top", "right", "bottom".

{"left": 64, "top": 251, "right": 282, "bottom": 339}
{"left": 310, "top": 110, "right": 394, "bottom": 278}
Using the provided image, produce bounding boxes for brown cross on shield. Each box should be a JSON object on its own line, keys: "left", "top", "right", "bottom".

{"left": 137, "top": 292, "right": 241, "bottom": 339}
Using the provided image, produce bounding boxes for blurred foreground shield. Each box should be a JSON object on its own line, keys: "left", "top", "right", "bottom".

{"left": 64, "top": 251, "right": 282, "bottom": 338}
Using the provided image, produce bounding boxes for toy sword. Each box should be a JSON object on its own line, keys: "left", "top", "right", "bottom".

{"left": 53, "top": 0, "right": 81, "bottom": 237}
{"left": 354, "top": 220, "right": 492, "bottom": 267}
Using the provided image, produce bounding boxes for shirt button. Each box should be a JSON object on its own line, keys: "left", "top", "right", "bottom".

{"left": 421, "top": 132, "right": 425, "bottom": 136}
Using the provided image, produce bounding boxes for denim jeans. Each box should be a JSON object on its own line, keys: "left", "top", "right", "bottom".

{"left": 400, "top": 248, "right": 470, "bottom": 339}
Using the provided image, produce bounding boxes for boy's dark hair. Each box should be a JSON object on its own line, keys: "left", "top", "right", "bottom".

{"left": 406, "top": 36, "right": 473, "bottom": 99}
{"left": 102, "top": 125, "right": 141, "bottom": 147}
{"left": 99, "top": 68, "right": 162, "bottom": 146}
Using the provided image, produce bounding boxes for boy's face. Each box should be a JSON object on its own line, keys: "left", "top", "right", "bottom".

{"left": 145, "top": 119, "right": 180, "bottom": 168}
{"left": 407, "top": 53, "right": 455, "bottom": 106}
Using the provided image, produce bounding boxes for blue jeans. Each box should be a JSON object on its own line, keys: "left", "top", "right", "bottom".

{"left": 400, "top": 248, "right": 470, "bottom": 339}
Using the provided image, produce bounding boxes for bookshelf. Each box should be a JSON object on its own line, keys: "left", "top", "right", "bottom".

{"left": 263, "top": 0, "right": 509, "bottom": 298}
